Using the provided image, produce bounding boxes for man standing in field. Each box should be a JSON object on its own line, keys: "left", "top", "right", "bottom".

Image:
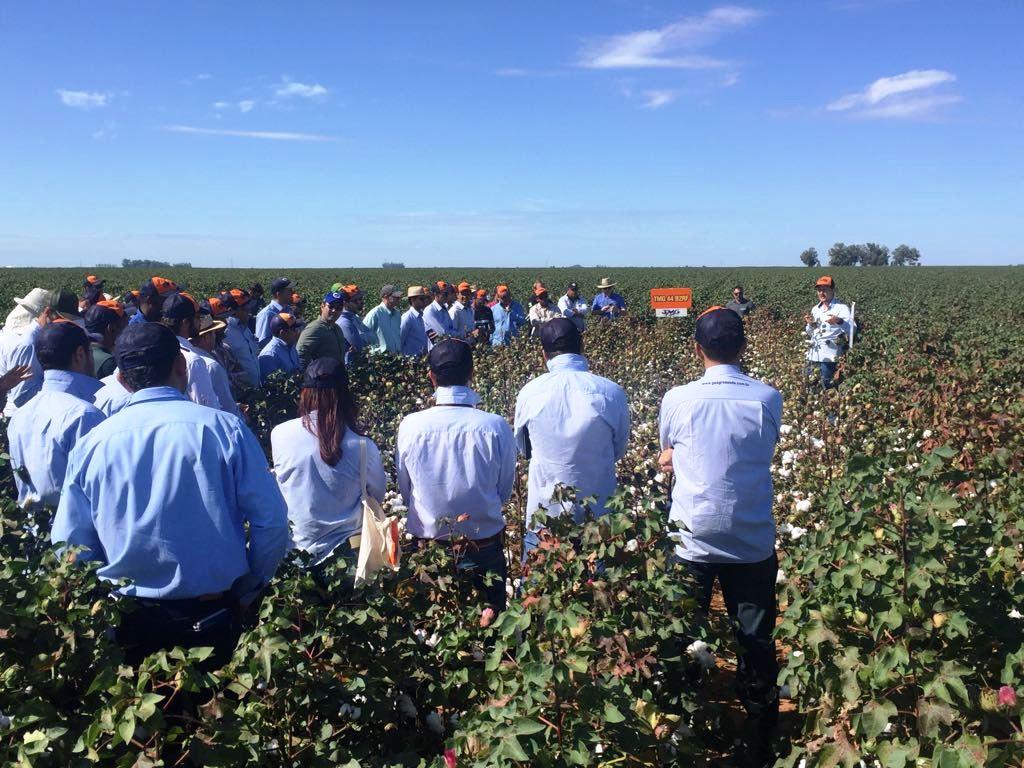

{"left": 592, "top": 278, "right": 626, "bottom": 320}
{"left": 222, "top": 288, "right": 262, "bottom": 389}
{"left": 726, "top": 285, "right": 755, "bottom": 318}
{"left": 0, "top": 288, "right": 53, "bottom": 416}
{"left": 514, "top": 319, "right": 629, "bottom": 554}
{"left": 8, "top": 322, "right": 105, "bottom": 510}
{"left": 334, "top": 284, "right": 374, "bottom": 363}
{"left": 254, "top": 277, "right": 295, "bottom": 348}
{"left": 85, "top": 301, "right": 127, "bottom": 379}
{"left": 258, "top": 312, "right": 303, "bottom": 383}
{"left": 558, "top": 282, "right": 590, "bottom": 332}
{"left": 400, "top": 286, "right": 430, "bottom": 356}
{"left": 297, "top": 291, "right": 348, "bottom": 368}
{"left": 396, "top": 339, "right": 516, "bottom": 610}
{"left": 472, "top": 289, "right": 495, "bottom": 340}
{"left": 363, "top": 284, "right": 404, "bottom": 354}
{"left": 804, "top": 275, "right": 854, "bottom": 389}
{"left": 658, "top": 306, "right": 783, "bottom": 764}
{"left": 449, "top": 282, "right": 476, "bottom": 341}
{"left": 128, "top": 277, "right": 177, "bottom": 325}
{"left": 527, "top": 287, "right": 562, "bottom": 335}
{"left": 52, "top": 322, "right": 289, "bottom": 668}
{"left": 490, "top": 285, "right": 526, "bottom": 347}
{"left": 423, "top": 282, "right": 456, "bottom": 349}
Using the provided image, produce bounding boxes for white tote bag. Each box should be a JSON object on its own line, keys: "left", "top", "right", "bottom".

{"left": 354, "top": 438, "right": 401, "bottom": 586}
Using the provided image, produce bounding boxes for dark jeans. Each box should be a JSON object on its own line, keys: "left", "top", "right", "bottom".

{"left": 114, "top": 594, "right": 242, "bottom": 670}
{"left": 680, "top": 554, "right": 780, "bottom": 722}
{"left": 416, "top": 534, "right": 507, "bottom": 611}
{"left": 806, "top": 361, "right": 838, "bottom": 389}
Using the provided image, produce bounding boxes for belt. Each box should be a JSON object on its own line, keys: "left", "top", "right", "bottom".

{"left": 415, "top": 531, "right": 504, "bottom": 551}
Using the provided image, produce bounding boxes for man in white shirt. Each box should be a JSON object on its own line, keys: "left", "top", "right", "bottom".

{"left": 804, "top": 275, "right": 853, "bottom": 389}
{"left": 0, "top": 288, "right": 52, "bottom": 416}
{"left": 557, "top": 282, "right": 590, "bottom": 332}
{"left": 396, "top": 339, "right": 515, "bottom": 610}
{"left": 159, "top": 292, "right": 224, "bottom": 411}
{"left": 514, "top": 319, "right": 629, "bottom": 555}
{"left": 658, "top": 306, "right": 783, "bottom": 762}
{"left": 422, "top": 282, "right": 456, "bottom": 350}
{"left": 527, "top": 288, "right": 562, "bottom": 335}
{"left": 448, "top": 281, "right": 476, "bottom": 341}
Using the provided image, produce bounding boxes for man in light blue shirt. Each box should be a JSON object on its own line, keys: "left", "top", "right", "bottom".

{"left": 363, "top": 284, "right": 404, "bottom": 354}
{"left": 7, "top": 323, "right": 105, "bottom": 510}
{"left": 222, "top": 288, "right": 262, "bottom": 389}
{"left": 258, "top": 312, "right": 303, "bottom": 383}
{"left": 514, "top": 319, "right": 629, "bottom": 546}
{"left": 400, "top": 286, "right": 429, "bottom": 356}
{"left": 335, "top": 285, "right": 375, "bottom": 363}
{"left": 592, "top": 278, "right": 627, "bottom": 320}
{"left": 490, "top": 286, "right": 527, "bottom": 347}
{"left": 52, "top": 322, "right": 289, "bottom": 668}
{"left": 658, "top": 306, "right": 782, "bottom": 759}
{"left": 396, "top": 340, "right": 515, "bottom": 609}
{"left": 254, "top": 277, "right": 294, "bottom": 348}
{"left": 422, "top": 283, "right": 456, "bottom": 350}
{"left": 93, "top": 370, "right": 131, "bottom": 416}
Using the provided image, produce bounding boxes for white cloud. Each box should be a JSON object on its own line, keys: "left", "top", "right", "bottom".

{"left": 164, "top": 125, "right": 336, "bottom": 142}
{"left": 827, "top": 69, "right": 958, "bottom": 118}
{"left": 238, "top": 99, "right": 256, "bottom": 113}
{"left": 213, "top": 100, "right": 257, "bottom": 113}
{"left": 212, "top": 101, "right": 229, "bottom": 110}
{"left": 275, "top": 78, "right": 328, "bottom": 100}
{"left": 196, "top": 73, "right": 212, "bottom": 81}
{"left": 57, "top": 89, "right": 110, "bottom": 109}
{"left": 578, "top": 6, "right": 763, "bottom": 69}
{"left": 641, "top": 90, "right": 678, "bottom": 109}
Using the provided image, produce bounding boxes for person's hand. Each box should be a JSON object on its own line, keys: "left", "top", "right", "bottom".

{"left": 0, "top": 365, "right": 33, "bottom": 395}
{"left": 658, "top": 447, "right": 674, "bottom": 475}
{"left": 826, "top": 315, "right": 843, "bottom": 325}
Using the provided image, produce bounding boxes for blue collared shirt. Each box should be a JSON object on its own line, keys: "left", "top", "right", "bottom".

{"left": 396, "top": 386, "right": 515, "bottom": 540}
{"left": 400, "top": 308, "right": 428, "bottom": 356}
{"left": 659, "top": 364, "right": 782, "bottom": 564}
{"left": 271, "top": 414, "right": 387, "bottom": 564}
{"left": 223, "top": 316, "right": 261, "bottom": 389}
{"left": 254, "top": 300, "right": 287, "bottom": 348}
{"left": 363, "top": 302, "right": 402, "bottom": 354}
{"left": 7, "top": 369, "right": 106, "bottom": 509}
{"left": 514, "top": 354, "right": 630, "bottom": 528}
{"left": 93, "top": 371, "right": 131, "bottom": 416}
{"left": 422, "top": 300, "right": 455, "bottom": 349}
{"left": 258, "top": 336, "right": 300, "bottom": 383}
{"left": 0, "top": 325, "right": 44, "bottom": 417}
{"left": 336, "top": 310, "right": 375, "bottom": 362}
{"left": 490, "top": 301, "right": 526, "bottom": 346}
{"left": 52, "top": 387, "right": 289, "bottom": 602}
{"left": 128, "top": 311, "right": 148, "bottom": 325}
{"left": 592, "top": 292, "right": 626, "bottom": 319}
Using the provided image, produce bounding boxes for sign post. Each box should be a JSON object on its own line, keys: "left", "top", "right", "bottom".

{"left": 650, "top": 288, "right": 693, "bottom": 318}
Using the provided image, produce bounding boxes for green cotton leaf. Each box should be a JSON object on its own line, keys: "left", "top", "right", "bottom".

{"left": 923, "top": 663, "right": 972, "bottom": 707}
{"left": 136, "top": 692, "right": 164, "bottom": 721}
{"left": 603, "top": 702, "right": 625, "bottom": 723}
{"left": 916, "top": 698, "right": 954, "bottom": 738}
{"left": 875, "top": 740, "right": 919, "bottom": 767}
{"left": 188, "top": 645, "right": 215, "bottom": 662}
{"left": 117, "top": 712, "right": 136, "bottom": 745}
{"left": 514, "top": 718, "right": 546, "bottom": 736}
{"left": 501, "top": 734, "right": 529, "bottom": 762}
{"left": 815, "top": 738, "right": 861, "bottom": 768}
{"left": 856, "top": 699, "right": 896, "bottom": 740}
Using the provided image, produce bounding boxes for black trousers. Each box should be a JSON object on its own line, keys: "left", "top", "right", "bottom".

{"left": 681, "top": 553, "right": 780, "bottom": 720}
{"left": 114, "top": 594, "right": 242, "bottom": 670}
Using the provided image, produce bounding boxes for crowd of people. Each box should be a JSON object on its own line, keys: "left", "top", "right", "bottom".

{"left": 0, "top": 271, "right": 856, "bottom": 765}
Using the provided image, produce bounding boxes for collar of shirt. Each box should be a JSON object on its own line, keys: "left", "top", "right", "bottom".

{"left": 124, "top": 385, "right": 189, "bottom": 409}
{"left": 702, "top": 363, "right": 744, "bottom": 379}
{"left": 546, "top": 353, "right": 589, "bottom": 373}
{"left": 177, "top": 335, "right": 197, "bottom": 352}
{"left": 270, "top": 300, "right": 284, "bottom": 312}
{"left": 42, "top": 368, "right": 104, "bottom": 401}
{"left": 434, "top": 385, "right": 481, "bottom": 406}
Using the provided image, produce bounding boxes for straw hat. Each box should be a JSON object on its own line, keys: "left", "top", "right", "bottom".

{"left": 596, "top": 277, "right": 616, "bottom": 290}
{"left": 406, "top": 285, "right": 428, "bottom": 299}
{"left": 196, "top": 313, "right": 227, "bottom": 337}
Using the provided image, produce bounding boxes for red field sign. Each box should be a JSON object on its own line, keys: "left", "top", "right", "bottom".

{"left": 650, "top": 287, "right": 693, "bottom": 318}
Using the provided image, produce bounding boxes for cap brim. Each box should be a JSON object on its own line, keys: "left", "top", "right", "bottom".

{"left": 199, "top": 320, "right": 227, "bottom": 336}
{"left": 57, "top": 311, "right": 83, "bottom": 322}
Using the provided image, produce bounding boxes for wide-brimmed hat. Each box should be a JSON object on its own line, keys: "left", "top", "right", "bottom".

{"left": 196, "top": 313, "right": 227, "bottom": 337}
{"left": 13, "top": 288, "right": 55, "bottom": 318}
{"left": 596, "top": 277, "right": 616, "bottom": 289}
{"left": 406, "top": 285, "right": 428, "bottom": 299}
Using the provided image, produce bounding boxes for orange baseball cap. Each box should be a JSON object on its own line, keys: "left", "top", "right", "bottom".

{"left": 533, "top": 286, "right": 549, "bottom": 297}
{"left": 207, "top": 297, "right": 230, "bottom": 317}
{"left": 495, "top": 284, "right": 510, "bottom": 296}
{"left": 697, "top": 305, "right": 727, "bottom": 320}
{"left": 228, "top": 288, "right": 251, "bottom": 305}
{"left": 815, "top": 275, "right": 835, "bottom": 288}
{"left": 458, "top": 281, "right": 471, "bottom": 292}
{"left": 150, "top": 276, "right": 177, "bottom": 295}
{"left": 85, "top": 274, "right": 104, "bottom": 286}
{"left": 475, "top": 289, "right": 488, "bottom": 299}
{"left": 96, "top": 299, "right": 125, "bottom": 317}
{"left": 342, "top": 284, "right": 360, "bottom": 296}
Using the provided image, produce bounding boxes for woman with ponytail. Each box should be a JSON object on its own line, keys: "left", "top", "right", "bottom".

{"left": 271, "top": 358, "right": 386, "bottom": 582}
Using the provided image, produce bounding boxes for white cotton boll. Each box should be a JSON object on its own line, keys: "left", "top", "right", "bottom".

{"left": 791, "top": 650, "right": 803, "bottom": 659}
{"left": 654, "top": 472, "right": 666, "bottom": 483}
{"left": 922, "top": 429, "right": 933, "bottom": 439}
{"left": 397, "top": 694, "right": 417, "bottom": 718}
{"left": 780, "top": 424, "right": 793, "bottom": 436}
{"left": 1009, "top": 609, "right": 1022, "bottom": 620}
{"left": 778, "top": 467, "right": 792, "bottom": 478}
{"left": 989, "top": 480, "right": 998, "bottom": 490}
{"left": 795, "top": 499, "right": 812, "bottom": 513}
{"left": 776, "top": 570, "right": 787, "bottom": 585}
{"left": 625, "top": 538, "right": 639, "bottom": 553}
{"left": 986, "top": 546, "right": 996, "bottom": 557}
{"left": 686, "top": 640, "right": 716, "bottom": 670}
{"left": 425, "top": 711, "right": 444, "bottom": 734}
{"left": 952, "top": 518, "right": 968, "bottom": 528}
{"left": 782, "top": 450, "right": 795, "bottom": 466}
{"left": 789, "top": 526, "right": 808, "bottom": 541}
{"left": 426, "top": 632, "right": 440, "bottom": 648}
{"left": 776, "top": 493, "right": 785, "bottom": 504}
{"left": 810, "top": 438, "right": 825, "bottom": 450}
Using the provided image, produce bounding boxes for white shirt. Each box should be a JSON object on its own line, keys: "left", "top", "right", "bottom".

{"left": 422, "top": 300, "right": 455, "bottom": 349}
{"left": 271, "top": 413, "right": 386, "bottom": 565}
{"left": 223, "top": 316, "right": 261, "bottom": 388}
{"left": 396, "top": 386, "right": 515, "bottom": 540}
{"left": 514, "top": 354, "right": 629, "bottom": 529}
{"left": 448, "top": 301, "right": 475, "bottom": 339}
{"left": 557, "top": 294, "right": 590, "bottom": 331}
{"left": 177, "top": 336, "right": 222, "bottom": 410}
{"left": 194, "top": 346, "right": 242, "bottom": 417}
{"left": 805, "top": 298, "right": 853, "bottom": 363}
{"left": 528, "top": 301, "right": 562, "bottom": 331}
{"left": 0, "top": 324, "right": 43, "bottom": 417}
{"left": 659, "top": 364, "right": 782, "bottom": 564}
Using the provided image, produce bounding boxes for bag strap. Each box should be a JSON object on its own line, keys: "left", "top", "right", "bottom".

{"left": 359, "top": 436, "right": 368, "bottom": 501}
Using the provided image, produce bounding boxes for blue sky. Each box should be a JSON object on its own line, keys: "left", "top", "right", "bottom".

{"left": 1, "top": 1, "right": 1021, "bottom": 267}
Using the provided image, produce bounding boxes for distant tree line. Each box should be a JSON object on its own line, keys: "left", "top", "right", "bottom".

{"left": 121, "top": 259, "right": 193, "bottom": 269}
{"left": 799, "top": 244, "right": 921, "bottom": 267}
{"left": 381, "top": 262, "right": 406, "bottom": 269}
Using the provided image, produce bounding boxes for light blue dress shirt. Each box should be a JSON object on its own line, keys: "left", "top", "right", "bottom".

{"left": 514, "top": 354, "right": 630, "bottom": 528}
{"left": 52, "top": 386, "right": 289, "bottom": 602}
{"left": 271, "top": 414, "right": 386, "bottom": 564}
{"left": 422, "top": 300, "right": 455, "bottom": 350}
{"left": 396, "top": 386, "right": 515, "bottom": 540}
{"left": 400, "top": 308, "right": 428, "bottom": 356}
{"left": 0, "top": 325, "right": 44, "bottom": 417}
{"left": 490, "top": 301, "right": 527, "bottom": 346}
{"left": 363, "top": 303, "right": 402, "bottom": 354}
{"left": 128, "top": 311, "right": 148, "bottom": 326}
{"left": 93, "top": 371, "right": 131, "bottom": 416}
{"left": 258, "top": 336, "right": 300, "bottom": 383}
{"left": 659, "top": 364, "right": 783, "bottom": 564}
{"left": 223, "top": 316, "right": 261, "bottom": 389}
{"left": 592, "top": 292, "right": 627, "bottom": 319}
{"left": 7, "top": 369, "right": 106, "bottom": 509}
{"left": 254, "top": 300, "right": 286, "bottom": 348}
{"left": 336, "top": 310, "right": 374, "bottom": 362}
{"left": 193, "top": 347, "right": 242, "bottom": 418}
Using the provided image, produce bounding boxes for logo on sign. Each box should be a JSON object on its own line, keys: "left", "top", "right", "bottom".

{"left": 650, "top": 288, "right": 692, "bottom": 318}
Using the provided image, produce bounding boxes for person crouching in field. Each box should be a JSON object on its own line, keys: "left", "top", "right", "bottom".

{"left": 804, "top": 275, "right": 854, "bottom": 389}
{"left": 396, "top": 339, "right": 515, "bottom": 611}
{"left": 658, "top": 307, "right": 783, "bottom": 765}
{"left": 271, "top": 358, "right": 386, "bottom": 590}
{"left": 51, "top": 322, "right": 289, "bottom": 669}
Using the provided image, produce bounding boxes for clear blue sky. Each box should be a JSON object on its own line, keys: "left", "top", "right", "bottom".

{"left": 1, "top": 1, "right": 1021, "bottom": 267}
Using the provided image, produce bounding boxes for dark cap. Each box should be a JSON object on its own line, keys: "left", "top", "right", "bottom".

{"left": 302, "top": 357, "right": 349, "bottom": 390}
{"left": 380, "top": 283, "right": 403, "bottom": 298}
{"left": 83, "top": 274, "right": 105, "bottom": 287}
{"left": 695, "top": 306, "right": 745, "bottom": 359}
{"left": 33, "top": 321, "right": 90, "bottom": 369}
{"left": 270, "top": 277, "right": 292, "bottom": 294}
{"left": 161, "top": 292, "right": 197, "bottom": 321}
{"left": 567, "top": 282, "right": 579, "bottom": 291}
{"left": 270, "top": 312, "right": 305, "bottom": 334}
{"left": 427, "top": 338, "right": 473, "bottom": 375}
{"left": 323, "top": 290, "right": 345, "bottom": 306}
{"left": 49, "top": 288, "right": 82, "bottom": 321}
{"left": 539, "top": 317, "right": 582, "bottom": 357}
{"left": 84, "top": 304, "right": 122, "bottom": 335}
{"left": 115, "top": 322, "right": 181, "bottom": 374}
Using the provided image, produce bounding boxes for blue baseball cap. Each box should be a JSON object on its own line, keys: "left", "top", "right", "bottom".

{"left": 323, "top": 291, "right": 345, "bottom": 305}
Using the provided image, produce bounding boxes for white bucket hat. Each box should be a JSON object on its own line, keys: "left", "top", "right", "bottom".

{"left": 13, "top": 288, "right": 54, "bottom": 317}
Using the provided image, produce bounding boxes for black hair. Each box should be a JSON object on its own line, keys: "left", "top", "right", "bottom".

{"left": 120, "top": 355, "right": 177, "bottom": 391}
{"left": 159, "top": 316, "right": 187, "bottom": 336}
{"left": 36, "top": 325, "right": 89, "bottom": 371}
{"left": 699, "top": 335, "right": 744, "bottom": 362}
